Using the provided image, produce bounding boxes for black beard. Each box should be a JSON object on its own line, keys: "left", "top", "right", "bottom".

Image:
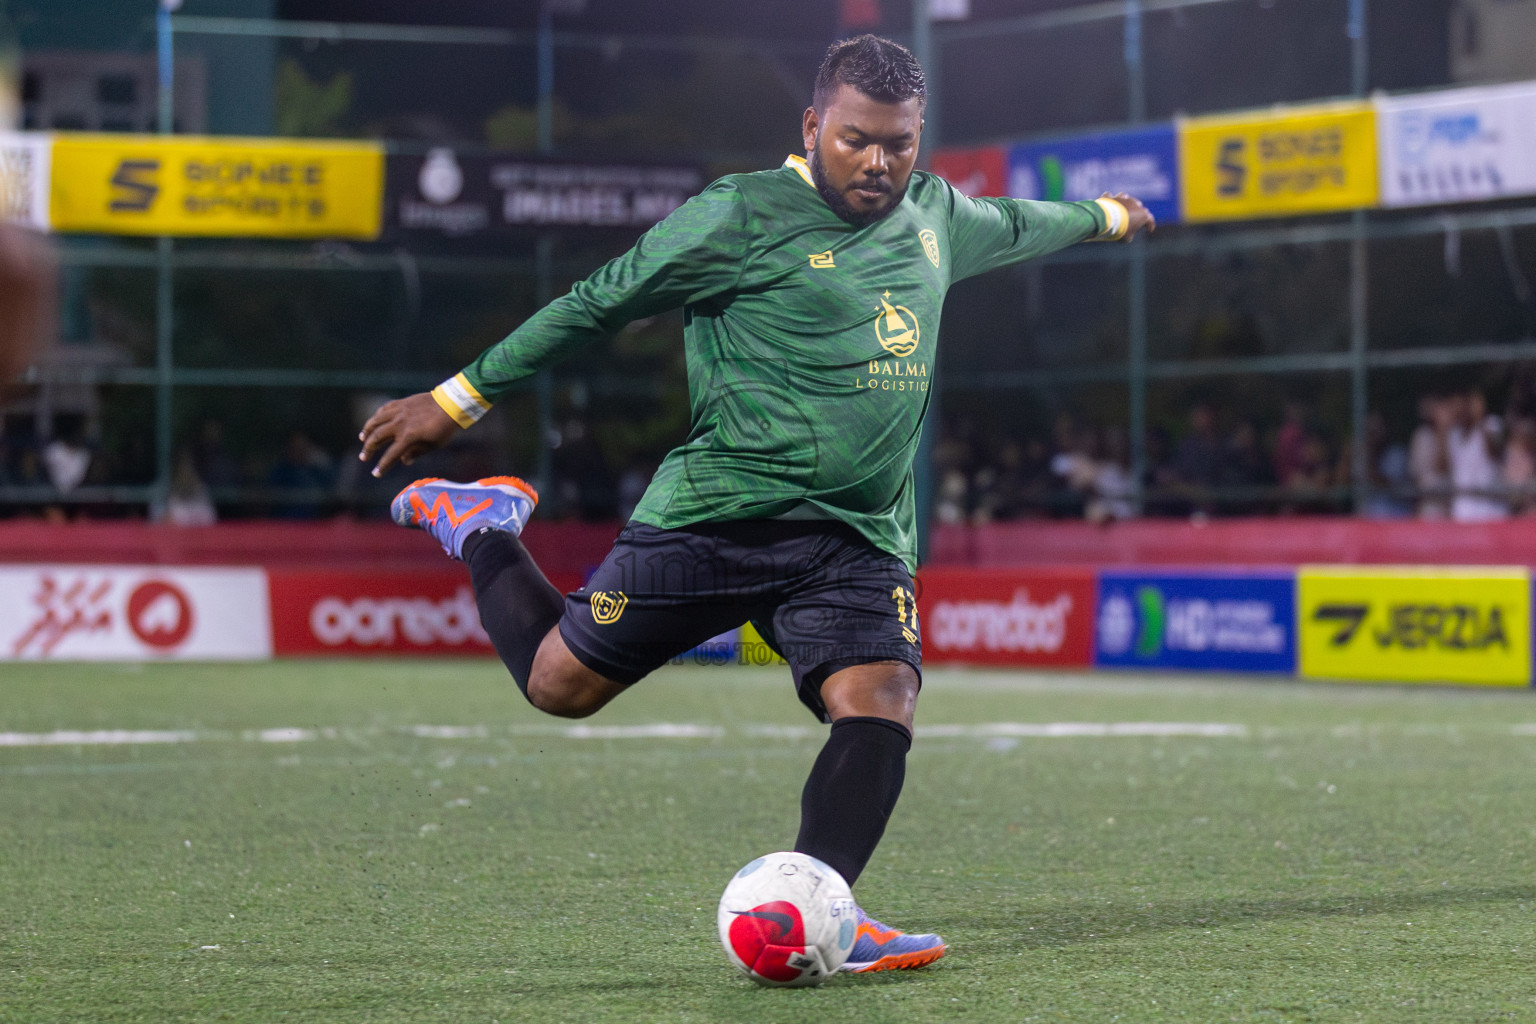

{"left": 809, "top": 144, "right": 905, "bottom": 228}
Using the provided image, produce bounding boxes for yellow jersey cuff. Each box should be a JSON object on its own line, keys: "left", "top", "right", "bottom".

{"left": 431, "top": 373, "right": 491, "bottom": 429}
{"left": 1092, "top": 197, "right": 1129, "bottom": 241}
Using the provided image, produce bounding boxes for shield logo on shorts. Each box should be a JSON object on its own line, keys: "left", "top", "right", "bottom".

{"left": 590, "top": 591, "right": 628, "bottom": 624}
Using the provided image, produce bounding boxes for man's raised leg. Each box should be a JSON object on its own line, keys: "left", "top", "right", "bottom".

{"left": 391, "top": 476, "right": 623, "bottom": 716}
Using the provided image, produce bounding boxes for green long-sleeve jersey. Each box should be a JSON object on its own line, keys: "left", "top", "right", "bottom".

{"left": 432, "top": 155, "right": 1122, "bottom": 570}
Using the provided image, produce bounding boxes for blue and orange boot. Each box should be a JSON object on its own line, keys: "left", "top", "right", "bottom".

{"left": 840, "top": 907, "right": 947, "bottom": 973}
{"left": 390, "top": 476, "right": 538, "bottom": 560}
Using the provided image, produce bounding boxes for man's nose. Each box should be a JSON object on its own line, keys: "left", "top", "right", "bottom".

{"left": 861, "top": 146, "right": 889, "bottom": 177}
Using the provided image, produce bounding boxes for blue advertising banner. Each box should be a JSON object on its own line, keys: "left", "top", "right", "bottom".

{"left": 1008, "top": 125, "right": 1181, "bottom": 225}
{"left": 1095, "top": 571, "right": 1296, "bottom": 673}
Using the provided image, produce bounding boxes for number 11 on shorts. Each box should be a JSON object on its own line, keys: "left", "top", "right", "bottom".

{"left": 892, "top": 586, "right": 918, "bottom": 645}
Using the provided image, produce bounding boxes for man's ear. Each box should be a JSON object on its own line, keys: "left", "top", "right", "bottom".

{"left": 802, "top": 107, "right": 820, "bottom": 153}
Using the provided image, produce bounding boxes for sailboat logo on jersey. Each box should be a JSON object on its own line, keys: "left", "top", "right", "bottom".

{"left": 875, "top": 292, "right": 921, "bottom": 358}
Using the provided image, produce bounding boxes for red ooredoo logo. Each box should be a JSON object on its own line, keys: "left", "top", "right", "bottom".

{"left": 126, "top": 580, "right": 194, "bottom": 649}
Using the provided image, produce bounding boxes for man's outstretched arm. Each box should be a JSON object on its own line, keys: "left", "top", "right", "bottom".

{"left": 359, "top": 181, "right": 748, "bottom": 477}
{"left": 945, "top": 185, "right": 1155, "bottom": 282}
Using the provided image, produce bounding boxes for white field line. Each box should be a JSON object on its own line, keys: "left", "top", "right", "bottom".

{"left": 923, "top": 722, "right": 1249, "bottom": 738}
{"left": 562, "top": 723, "right": 723, "bottom": 739}
{"left": 0, "top": 721, "right": 1252, "bottom": 747}
{"left": 0, "top": 729, "right": 202, "bottom": 746}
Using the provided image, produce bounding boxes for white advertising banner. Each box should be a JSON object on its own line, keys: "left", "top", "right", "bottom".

{"left": 1377, "top": 81, "right": 1536, "bottom": 207}
{"left": 0, "top": 566, "right": 273, "bottom": 661}
{"left": 0, "top": 131, "right": 51, "bottom": 230}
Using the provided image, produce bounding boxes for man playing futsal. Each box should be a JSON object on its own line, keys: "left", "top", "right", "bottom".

{"left": 360, "top": 33, "right": 1153, "bottom": 973}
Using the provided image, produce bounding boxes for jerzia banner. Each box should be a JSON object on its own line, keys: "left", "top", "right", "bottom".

{"left": 1298, "top": 567, "right": 1531, "bottom": 687}
{"left": 384, "top": 148, "right": 704, "bottom": 239}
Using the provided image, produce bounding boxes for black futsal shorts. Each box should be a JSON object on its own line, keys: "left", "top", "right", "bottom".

{"left": 558, "top": 519, "right": 922, "bottom": 721}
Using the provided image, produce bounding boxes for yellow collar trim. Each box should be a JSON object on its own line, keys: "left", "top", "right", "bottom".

{"left": 783, "top": 154, "right": 815, "bottom": 188}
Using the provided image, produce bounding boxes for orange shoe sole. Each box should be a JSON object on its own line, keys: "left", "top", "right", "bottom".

{"left": 842, "top": 944, "right": 947, "bottom": 973}
{"left": 475, "top": 475, "right": 539, "bottom": 505}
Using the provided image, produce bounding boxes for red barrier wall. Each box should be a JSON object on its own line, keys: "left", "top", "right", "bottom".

{"left": 929, "top": 518, "right": 1536, "bottom": 568}
{"left": 6, "top": 518, "right": 1535, "bottom": 575}
{"left": 0, "top": 520, "right": 621, "bottom": 575}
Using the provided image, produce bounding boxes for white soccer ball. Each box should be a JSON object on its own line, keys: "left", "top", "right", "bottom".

{"left": 717, "top": 851, "right": 857, "bottom": 987}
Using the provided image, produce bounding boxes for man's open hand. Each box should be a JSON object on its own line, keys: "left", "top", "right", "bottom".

{"left": 1107, "top": 192, "right": 1156, "bottom": 241}
{"left": 358, "top": 392, "right": 460, "bottom": 478}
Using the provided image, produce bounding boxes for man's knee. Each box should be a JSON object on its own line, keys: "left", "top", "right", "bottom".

{"left": 524, "top": 674, "right": 605, "bottom": 718}
{"left": 525, "top": 630, "right": 625, "bottom": 718}
{"left": 819, "top": 660, "right": 920, "bottom": 728}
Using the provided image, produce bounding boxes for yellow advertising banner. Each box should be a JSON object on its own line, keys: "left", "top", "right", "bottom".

{"left": 1298, "top": 567, "right": 1531, "bottom": 687}
{"left": 50, "top": 134, "right": 383, "bottom": 239}
{"left": 1179, "top": 101, "right": 1379, "bottom": 222}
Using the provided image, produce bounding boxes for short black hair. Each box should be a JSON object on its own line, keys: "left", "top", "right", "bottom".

{"left": 812, "top": 34, "right": 926, "bottom": 113}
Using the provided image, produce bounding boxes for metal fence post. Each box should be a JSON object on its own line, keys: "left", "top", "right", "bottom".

{"left": 155, "top": 1, "right": 177, "bottom": 513}
{"left": 533, "top": 4, "right": 556, "bottom": 499}
{"left": 1349, "top": 0, "right": 1370, "bottom": 512}
{"left": 1125, "top": 0, "right": 1148, "bottom": 512}
{"left": 913, "top": 0, "right": 939, "bottom": 560}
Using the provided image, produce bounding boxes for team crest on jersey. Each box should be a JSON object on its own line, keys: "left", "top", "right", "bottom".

{"left": 918, "top": 229, "right": 940, "bottom": 269}
{"left": 590, "top": 591, "right": 628, "bottom": 624}
{"left": 875, "top": 292, "right": 920, "bottom": 358}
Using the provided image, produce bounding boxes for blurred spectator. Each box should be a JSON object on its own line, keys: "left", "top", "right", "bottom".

{"left": 269, "top": 431, "right": 335, "bottom": 519}
{"left": 152, "top": 449, "right": 217, "bottom": 526}
{"left": 41, "top": 416, "right": 93, "bottom": 494}
{"left": 1278, "top": 432, "right": 1337, "bottom": 514}
{"left": 1163, "top": 404, "right": 1222, "bottom": 517}
{"left": 1408, "top": 394, "right": 1453, "bottom": 519}
{"left": 1218, "top": 419, "right": 1270, "bottom": 514}
{"left": 1448, "top": 389, "right": 1507, "bottom": 521}
{"left": 193, "top": 419, "right": 244, "bottom": 493}
{"left": 934, "top": 468, "right": 969, "bottom": 525}
{"left": 1048, "top": 424, "right": 1097, "bottom": 519}
{"left": 1362, "top": 411, "right": 1412, "bottom": 519}
{"left": 1086, "top": 427, "right": 1135, "bottom": 523}
{"left": 1271, "top": 401, "right": 1310, "bottom": 491}
{"left": 970, "top": 440, "right": 1015, "bottom": 524}
{"left": 1503, "top": 417, "right": 1536, "bottom": 515}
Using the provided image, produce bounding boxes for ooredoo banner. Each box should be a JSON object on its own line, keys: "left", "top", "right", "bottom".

{"left": 1298, "top": 566, "right": 1531, "bottom": 686}
{"left": 1008, "top": 125, "right": 1180, "bottom": 225}
{"left": 1179, "top": 101, "right": 1378, "bottom": 222}
{"left": 1377, "top": 81, "right": 1536, "bottom": 207}
{"left": 0, "top": 131, "right": 51, "bottom": 230}
{"left": 917, "top": 567, "right": 1095, "bottom": 667}
{"left": 267, "top": 570, "right": 497, "bottom": 656}
{"left": 1094, "top": 571, "right": 1296, "bottom": 673}
{"left": 0, "top": 566, "right": 272, "bottom": 661}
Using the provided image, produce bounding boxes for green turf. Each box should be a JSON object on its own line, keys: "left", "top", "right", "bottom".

{"left": 3, "top": 661, "right": 1536, "bottom": 1023}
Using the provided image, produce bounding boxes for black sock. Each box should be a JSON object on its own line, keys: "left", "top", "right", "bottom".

{"left": 462, "top": 528, "right": 565, "bottom": 698}
{"left": 794, "top": 715, "right": 911, "bottom": 887}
